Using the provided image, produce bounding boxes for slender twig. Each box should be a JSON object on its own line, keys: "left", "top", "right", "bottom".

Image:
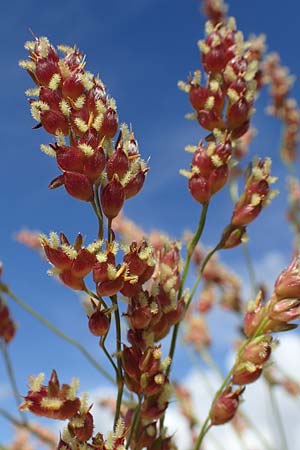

{"left": 267, "top": 384, "right": 289, "bottom": 450}
{"left": 0, "top": 341, "right": 27, "bottom": 424}
{"left": 0, "top": 284, "right": 114, "bottom": 384}
{"left": 166, "top": 204, "right": 210, "bottom": 379}
{"left": 91, "top": 197, "right": 104, "bottom": 240}
{"left": 111, "top": 295, "right": 124, "bottom": 428}
{"left": 192, "top": 315, "right": 270, "bottom": 450}
{"left": 84, "top": 287, "right": 108, "bottom": 309}
{"left": 126, "top": 397, "right": 142, "bottom": 449}
{"left": 0, "top": 408, "right": 55, "bottom": 447}
{"left": 193, "top": 418, "right": 211, "bottom": 450}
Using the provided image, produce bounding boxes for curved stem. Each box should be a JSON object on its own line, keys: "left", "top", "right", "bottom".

{"left": 1, "top": 285, "right": 114, "bottom": 384}
{"left": 193, "top": 418, "right": 211, "bottom": 450}
{"left": 0, "top": 341, "right": 27, "bottom": 424}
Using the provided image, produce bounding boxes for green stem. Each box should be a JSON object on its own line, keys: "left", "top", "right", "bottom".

{"left": 126, "top": 398, "right": 142, "bottom": 449}
{"left": 193, "top": 418, "right": 211, "bottom": 450}
{"left": 85, "top": 287, "right": 108, "bottom": 309}
{"left": 186, "top": 244, "right": 220, "bottom": 311}
{"left": 0, "top": 284, "right": 114, "bottom": 384}
{"left": 111, "top": 295, "right": 124, "bottom": 429}
{"left": 91, "top": 197, "right": 104, "bottom": 240}
{"left": 179, "top": 203, "right": 209, "bottom": 299}
{"left": 268, "top": 384, "right": 289, "bottom": 450}
{"left": 165, "top": 204, "right": 210, "bottom": 379}
{"left": 0, "top": 408, "right": 55, "bottom": 447}
{"left": 0, "top": 341, "right": 27, "bottom": 424}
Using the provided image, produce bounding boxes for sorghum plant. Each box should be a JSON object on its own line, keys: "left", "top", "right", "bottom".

{"left": 1, "top": 0, "right": 300, "bottom": 449}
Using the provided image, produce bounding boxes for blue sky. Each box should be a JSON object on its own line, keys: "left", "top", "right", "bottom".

{"left": 1, "top": 0, "right": 300, "bottom": 444}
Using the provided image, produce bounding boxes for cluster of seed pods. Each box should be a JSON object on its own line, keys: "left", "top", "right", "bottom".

{"left": 178, "top": 6, "right": 266, "bottom": 207}
{"left": 21, "top": 371, "right": 128, "bottom": 450}
{"left": 263, "top": 52, "right": 300, "bottom": 165}
{"left": 209, "top": 256, "right": 300, "bottom": 425}
{"left": 20, "top": 37, "right": 148, "bottom": 214}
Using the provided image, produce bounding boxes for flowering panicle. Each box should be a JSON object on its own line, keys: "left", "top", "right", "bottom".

{"left": 217, "top": 157, "right": 277, "bottom": 250}
{"left": 263, "top": 53, "right": 300, "bottom": 165}
{"left": 20, "top": 37, "right": 148, "bottom": 211}
{"left": 179, "top": 9, "right": 265, "bottom": 207}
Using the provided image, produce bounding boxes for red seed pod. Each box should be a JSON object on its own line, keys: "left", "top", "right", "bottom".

{"left": 43, "top": 246, "right": 73, "bottom": 271}
{"left": 100, "top": 176, "right": 125, "bottom": 219}
{"left": 88, "top": 311, "right": 110, "bottom": 336}
{"left": 62, "top": 73, "right": 85, "bottom": 100}
{"left": 140, "top": 396, "right": 168, "bottom": 420}
{"left": 243, "top": 307, "right": 264, "bottom": 338}
{"left": 210, "top": 387, "right": 244, "bottom": 425}
{"left": 84, "top": 147, "right": 106, "bottom": 182}
{"left": 138, "top": 264, "right": 155, "bottom": 284}
{"left": 274, "top": 257, "right": 300, "bottom": 300}
{"left": 231, "top": 203, "right": 262, "bottom": 227}
{"left": 127, "top": 306, "right": 152, "bottom": 330}
{"left": 164, "top": 299, "right": 185, "bottom": 325}
{"left": 96, "top": 277, "right": 124, "bottom": 297}
{"left": 120, "top": 281, "right": 143, "bottom": 297}
{"left": 39, "top": 87, "right": 61, "bottom": 111}
{"left": 59, "top": 270, "right": 86, "bottom": 291}
{"left": 192, "top": 147, "right": 215, "bottom": 177}
{"left": 56, "top": 146, "right": 85, "bottom": 173}
{"left": 210, "top": 164, "right": 228, "bottom": 194}
{"left": 202, "top": 45, "right": 228, "bottom": 74}
{"left": 40, "top": 109, "right": 69, "bottom": 136}
{"left": 232, "top": 364, "right": 262, "bottom": 385}
{"left": 226, "top": 98, "right": 250, "bottom": 130}
{"left": 20, "top": 370, "right": 81, "bottom": 420}
{"left": 124, "top": 169, "right": 147, "bottom": 199}
{"left": 99, "top": 107, "right": 118, "bottom": 138}
{"left": 189, "top": 84, "right": 209, "bottom": 111}
{"left": 106, "top": 147, "right": 129, "bottom": 180}
{"left": 71, "top": 249, "right": 96, "bottom": 278}
{"left": 197, "top": 109, "right": 224, "bottom": 131}
{"left": 241, "top": 337, "right": 272, "bottom": 365}
{"left": 64, "top": 172, "right": 94, "bottom": 202}
{"left": 69, "top": 411, "right": 94, "bottom": 441}
{"left": 220, "top": 226, "right": 247, "bottom": 249}
{"left": 35, "top": 59, "right": 60, "bottom": 86}
{"left": 188, "top": 174, "right": 211, "bottom": 204}
{"left": 122, "top": 345, "right": 141, "bottom": 379}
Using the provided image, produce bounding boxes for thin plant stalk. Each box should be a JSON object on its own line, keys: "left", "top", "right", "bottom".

{"left": 0, "top": 408, "right": 55, "bottom": 447}
{"left": 0, "top": 284, "right": 114, "bottom": 384}
{"left": 126, "top": 398, "right": 142, "bottom": 449}
{"left": 166, "top": 203, "right": 210, "bottom": 379}
{"left": 111, "top": 295, "right": 124, "bottom": 428}
{"left": 91, "top": 196, "right": 104, "bottom": 240}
